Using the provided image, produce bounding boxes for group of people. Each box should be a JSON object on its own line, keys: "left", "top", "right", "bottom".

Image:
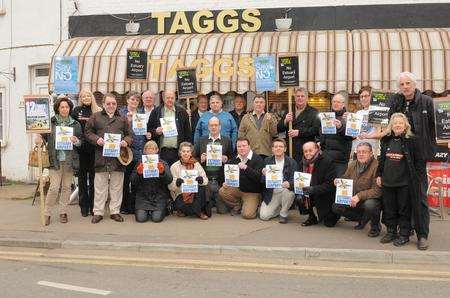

{"left": 36, "top": 71, "right": 436, "bottom": 251}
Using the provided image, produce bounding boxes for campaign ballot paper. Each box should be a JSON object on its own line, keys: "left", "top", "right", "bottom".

{"left": 160, "top": 117, "right": 178, "bottom": 137}
{"left": 206, "top": 144, "right": 223, "bottom": 166}
{"left": 224, "top": 164, "right": 239, "bottom": 187}
{"left": 319, "top": 112, "right": 336, "bottom": 134}
{"left": 102, "top": 133, "right": 121, "bottom": 157}
{"left": 345, "top": 113, "right": 364, "bottom": 137}
{"left": 55, "top": 126, "right": 74, "bottom": 150}
{"left": 265, "top": 165, "right": 283, "bottom": 189}
{"left": 132, "top": 113, "right": 147, "bottom": 135}
{"left": 294, "top": 172, "right": 312, "bottom": 195}
{"left": 335, "top": 179, "right": 353, "bottom": 205}
{"left": 181, "top": 169, "right": 199, "bottom": 193}
{"left": 142, "top": 154, "right": 159, "bottom": 178}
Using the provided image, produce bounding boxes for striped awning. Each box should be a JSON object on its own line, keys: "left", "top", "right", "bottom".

{"left": 48, "top": 28, "right": 450, "bottom": 95}
{"left": 352, "top": 28, "right": 450, "bottom": 93}
{"left": 48, "top": 30, "right": 352, "bottom": 95}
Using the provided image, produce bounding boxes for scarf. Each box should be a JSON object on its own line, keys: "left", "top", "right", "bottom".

{"left": 55, "top": 114, "right": 73, "bottom": 126}
{"left": 356, "top": 156, "right": 373, "bottom": 176}
{"left": 302, "top": 150, "right": 321, "bottom": 172}
{"left": 181, "top": 157, "right": 197, "bottom": 204}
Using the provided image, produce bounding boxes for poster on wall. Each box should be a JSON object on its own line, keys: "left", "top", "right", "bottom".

{"left": 126, "top": 49, "right": 148, "bottom": 80}
{"left": 24, "top": 95, "right": 51, "bottom": 133}
{"left": 433, "top": 97, "right": 450, "bottom": 144}
{"left": 254, "top": 56, "right": 276, "bottom": 92}
{"left": 278, "top": 55, "right": 299, "bottom": 87}
{"left": 176, "top": 68, "right": 198, "bottom": 98}
{"left": 53, "top": 56, "right": 78, "bottom": 94}
{"left": 368, "top": 91, "right": 392, "bottom": 125}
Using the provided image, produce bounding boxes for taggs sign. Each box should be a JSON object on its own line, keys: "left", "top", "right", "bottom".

{"left": 278, "top": 55, "right": 299, "bottom": 87}
{"left": 126, "top": 49, "right": 148, "bottom": 80}
{"left": 176, "top": 68, "right": 198, "bottom": 98}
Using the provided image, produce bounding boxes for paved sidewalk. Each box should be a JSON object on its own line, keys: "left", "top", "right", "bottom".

{"left": 0, "top": 186, "right": 449, "bottom": 264}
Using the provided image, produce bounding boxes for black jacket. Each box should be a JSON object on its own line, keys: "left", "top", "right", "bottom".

{"left": 131, "top": 159, "right": 173, "bottom": 211}
{"left": 229, "top": 109, "right": 246, "bottom": 128}
{"left": 71, "top": 105, "right": 96, "bottom": 154}
{"left": 388, "top": 89, "right": 436, "bottom": 160}
{"left": 147, "top": 105, "right": 192, "bottom": 147}
{"left": 277, "top": 105, "right": 320, "bottom": 162}
{"left": 226, "top": 152, "right": 264, "bottom": 193}
{"left": 299, "top": 154, "right": 337, "bottom": 222}
{"left": 191, "top": 109, "right": 203, "bottom": 140}
{"left": 319, "top": 109, "right": 354, "bottom": 164}
{"left": 194, "top": 135, "right": 233, "bottom": 182}
{"left": 261, "top": 155, "right": 298, "bottom": 205}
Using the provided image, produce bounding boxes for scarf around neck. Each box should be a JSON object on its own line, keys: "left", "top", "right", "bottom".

{"left": 55, "top": 114, "right": 73, "bottom": 126}
{"left": 356, "top": 156, "right": 373, "bottom": 176}
{"left": 302, "top": 150, "right": 321, "bottom": 172}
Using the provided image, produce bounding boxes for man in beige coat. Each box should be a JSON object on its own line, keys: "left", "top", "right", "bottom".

{"left": 238, "top": 95, "right": 278, "bottom": 159}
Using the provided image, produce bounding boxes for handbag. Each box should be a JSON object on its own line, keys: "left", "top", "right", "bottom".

{"left": 28, "top": 143, "right": 50, "bottom": 168}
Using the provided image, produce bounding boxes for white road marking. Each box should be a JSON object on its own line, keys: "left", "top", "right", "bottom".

{"left": 37, "top": 281, "right": 111, "bottom": 296}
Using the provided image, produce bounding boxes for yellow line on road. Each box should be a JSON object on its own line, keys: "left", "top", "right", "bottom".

{"left": 0, "top": 251, "right": 450, "bottom": 282}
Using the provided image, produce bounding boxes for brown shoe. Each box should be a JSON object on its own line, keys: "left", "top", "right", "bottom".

{"left": 91, "top": 215, "right": 103, "bottom": 224}
{"left": 59, "top": 214, "right": 68, "bottom": 224}
{"left": 44, "top": 216, "right": 51, "bottom": 226}
{"left": 110, "top": 214, "right": 124, "bottom": 222}
{"left": 199, "top": 213, "right": 209, "bottom": 220}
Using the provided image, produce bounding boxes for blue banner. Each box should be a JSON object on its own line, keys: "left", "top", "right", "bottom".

{"left": 54, "top": 56, "right": 78, "bottom": 94}
{"left": 254, "top": 56, "right": 276, "bottom": 92}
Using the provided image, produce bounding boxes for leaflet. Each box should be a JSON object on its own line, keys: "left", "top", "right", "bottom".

{"left": 319, "top": 112, "right": 336, "bottom": 134}
{"left": 294, "top": 172, "right": 312, "bottom": 195}
{"left": 160, "top": 117, "right": 178, "bottom": 137}
{"left": 335, "top": 178, "right": 353, "bottom": 205}
{"left": 181, "top": 169, "right": 199, "bottom": 193}
{"left": 102, "top": 133, "right": 121, "bottom": 157}
{"left": 132, "top": 113, "right": 147, "bottom": 135}
{"left": 55, "top": 126, "right": 73, "bottom": 150}
{"left": 345, "top": 113, "right": 363, "bottom": 137}
{"left": 206, "top": 144, "right": 222, "bottom": 166}
{"left": 142, "top": 154, "right": 159, "bottom": 178}
{"left": 265, "top": 165, "right": 283, "bottom": 189}
{"left": 224, "top": 164, "right": 239, "bottom": 187}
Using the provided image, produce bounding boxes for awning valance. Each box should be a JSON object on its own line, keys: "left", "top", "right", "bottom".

{"left": 48, "top": 28, "right": 450, "bottom": 95}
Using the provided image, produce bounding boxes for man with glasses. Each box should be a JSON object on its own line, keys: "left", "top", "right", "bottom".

{"left": 332, "top": 142, "right": 382, "bottom": 237}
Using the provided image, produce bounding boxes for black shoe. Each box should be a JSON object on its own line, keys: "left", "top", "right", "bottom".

{"left": 279, "top": 216, "right": 288, "bottom": 224}
{"left": 301, "top": 216, "right": 318, "bottom": 226}
{"left": 368, "top": 228, "right": 381, "bottom": 238}
{"left": 380, "top": 232, "right": 397, "bottom": 244}
{"left": 230, "top": 209, "right": 241, "bottom": 216}
{"left": 393, "top": 236, "right": 410, "bottom": 247}
{"left": 81, "top": 209, "right": 89, "bottom": 217}
{"left": 417, "top": 237, "right": 429, "bottom": 250}
{"left": 120, "top": 209, "right": 129, "bottom": 215}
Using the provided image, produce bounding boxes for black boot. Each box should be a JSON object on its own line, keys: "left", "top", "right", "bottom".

{"left": 393, "top": 235, "right": 410, "bottom": 246}
{"left": 380, "top": 227, "right": 397, "bottom": 244}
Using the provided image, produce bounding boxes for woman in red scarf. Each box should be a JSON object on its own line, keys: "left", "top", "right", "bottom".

{"left": 168, "top": 142, "right": 209, "bottom": 219}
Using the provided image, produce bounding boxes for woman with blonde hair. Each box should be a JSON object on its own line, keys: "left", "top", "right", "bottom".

{"left": 71, "top": 90, "right": 102, "bottom": 217}
{"left": 376, "top": 113, "right": 426, "bottom": 248}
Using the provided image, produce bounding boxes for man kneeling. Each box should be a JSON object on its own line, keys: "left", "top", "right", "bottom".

{"left": 260, "top": 139, "right": 298, "bottom": 223}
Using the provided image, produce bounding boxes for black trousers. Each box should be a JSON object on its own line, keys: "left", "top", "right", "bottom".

{"left": 121, "top": 160, "right": 137, "bottom": 213}
{"left": 332, "top": 198, "right": 381, "bottom": 229}
{"left": 416, "top": 177, "right": 430, "bottom": 239}
{"left": 160, "top": 147, "right": 179, "bottom": 167}
{"left": 334, "top": 162, "right": 348, "bottom": 177}
{"left": 175, "top": 186, "right": 207, "bottom": 217}
{"left": 78, "top": 152, "right": 95, "bottom": 214}
{"left": 382, "top": 185, "right": 411, "bottom": 237}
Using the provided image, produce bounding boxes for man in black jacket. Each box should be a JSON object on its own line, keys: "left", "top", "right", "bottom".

{"left": 260, "top": 139, "right": 298, "bottom": 223}
{"left": 299, "top": 141, "right": 339, "bottom": 227}
{"left": 277, "top": 87, "right": 320, "bottom": 164}
{"left": 191, "top": 94, "right": 208, "bottom": 140}
{"left": 387, "top": 71, "right": 435, "bottom": 250}
{"left": 194, "top": 117, "right": 233, "bottom": 215}
{"left": 229, "top": 94, "right": 246, "bottom": 128}
{"left": 319, "top": 91, "right": 354, "bottom": 176}
{"left": 218, "top": 137, "right": 264, "bottom": 219}
{"left": 147, "top": 90, "right": 191, "bottom": 166}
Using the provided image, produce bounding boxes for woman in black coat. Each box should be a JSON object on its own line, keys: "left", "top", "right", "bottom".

{"left": 71, "top": 90, "right": 102, "bottom": 217}
{"left": 131, "top": 140, "right": 173, "bottom": 223}
{"left": 376, "top": 113, "right": 426, "bottom": 248}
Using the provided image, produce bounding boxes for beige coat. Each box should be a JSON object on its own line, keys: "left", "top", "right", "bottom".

{"left": 168, "top": 160, "right": 209, "bottom": 199}
{"left": 238, "top": 112, "right": 278, "bottom": 156}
